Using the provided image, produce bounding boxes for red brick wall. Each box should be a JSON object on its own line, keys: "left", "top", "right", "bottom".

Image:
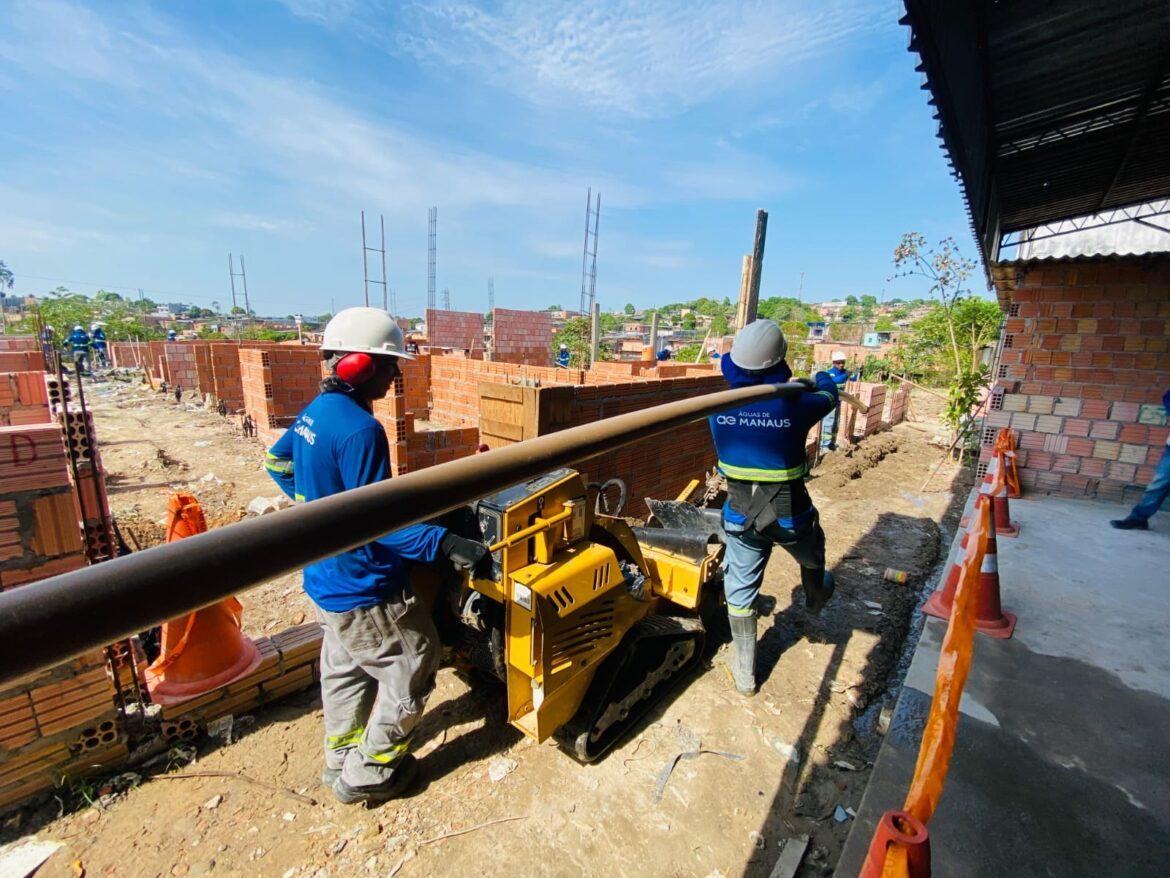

{"left": 987, "top": 256, "right": 1170, "bottom": 502}
{"left": 240, "top": 347, "right": 322, "bottom": 445}
{"left": 163, "top": 343, "right": 198, "bottom": 392}
{"left": 0, "top": 352, "right": 46, "bottom": 373}
{"left": 430, "top": 356, "right": 579, "bottom": 426}
{"left": 492, "top": 308, "right": 552, "bottom": 366}
{"left": 426, "top": 309, "right": 485, "bottom": 352}
{"left": 0, "top": 373, "right": 51, "bottom": 427}
{"left": 0, "top": 337, "right": 39, "bottom": 352}
{"left": 208, "top": 342, "right": 287, "bottom": 411}
{"left": 533, "top": 375, "right": 726, "bottom": 517}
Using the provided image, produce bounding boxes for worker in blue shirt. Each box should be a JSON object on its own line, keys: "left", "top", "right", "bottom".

{"left": 819, "top": 350, "right": 855, "bottom": 451}
{"left": 67, "top": 325, "right": 91, "bottom": 374}
{"left": 265, "top": 307, "right": 487, "bottom": 805}
{"left": 90, "top": 323, "right": 108, "bottom": 368}
{"left": 656, "top": 346, "right": 672, "bottom": 361}
{"left": 709, "top": 320, "right": 839, "bottom": 696}
{"left": 556, "top": 343, "right": 571, "bottom": 368}
{"left": 167, "top": 329, "right": 177, "bottom": 342}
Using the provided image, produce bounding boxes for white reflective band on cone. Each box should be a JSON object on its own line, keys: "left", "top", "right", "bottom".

{"left": 981, "top": 553, "right": 998, "bottom": 573}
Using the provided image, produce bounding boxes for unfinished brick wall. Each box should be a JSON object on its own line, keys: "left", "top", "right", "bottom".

{"left": 208, "top": 342, "right": 287, "bottom": 411}
{"left": 492, "top": 308, "right": 552, "bottom": 365}
{"left": 0, "top": 373, "right": 52, "bottom": 426}
{"left": 510, "top": 375, "right": 726, "bottom": 518}
{"left": 0, "top": 351, "right": 46, "bottom": 373}
{"left": 430, "top": 356, "right": 578, "bottom": 426}
{"left": 163, "top": 343, "right": 198, "bottom": 392}
{"left": 987, "top": 255, "right": 1170, "bottom": 501}
{"left": 0, "top": 337, "right": 39, "bottom": 351}
{"left": 426, "top": 309, "right": 485, "bottom": 353}
{"left": 240, "top": 347, "right": 322, "bottom": 446}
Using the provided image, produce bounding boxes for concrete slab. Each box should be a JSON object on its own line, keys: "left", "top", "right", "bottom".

{"left": 837, "top": 494, "right": 1170, "bottom": 877}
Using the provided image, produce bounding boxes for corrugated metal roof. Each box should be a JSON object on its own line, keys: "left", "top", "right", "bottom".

{"left": 902, "top": 0, "right": 1170, "bottom": 266}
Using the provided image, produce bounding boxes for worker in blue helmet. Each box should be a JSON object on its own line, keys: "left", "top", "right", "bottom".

{"left": 556, "top": 343, "right": 571, "bottom": 368}
{"left": 708, "top": 319, "right": 839, "bottom": 696}
{"left": 67, "top": 325, "right": 92, "bottom": 374}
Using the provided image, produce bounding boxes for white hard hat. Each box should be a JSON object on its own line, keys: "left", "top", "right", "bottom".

{"left": 322, "top": 307, "right": 414, "bottom": 359}
{"left": 74, "top": 325, "right": 84, "bottom": 331}
{"left": 559, "top": 343, "right": 568, "bottom": 350}
{"left": 730, "top": 319, "right": 787, "bottom": 371}
{"left": 832, "top": 350, "right": 847, "bottom": 362}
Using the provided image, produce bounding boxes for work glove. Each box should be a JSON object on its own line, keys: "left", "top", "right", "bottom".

{"left": 440, "top": 532, "right": 489, "bottom": 572}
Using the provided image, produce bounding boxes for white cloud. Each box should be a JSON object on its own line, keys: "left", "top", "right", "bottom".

{"left": 358, "top": 1, "right": 887, "bottom": 117}
{"left": 212, "top": 213, "right": 314, "bottom": 234}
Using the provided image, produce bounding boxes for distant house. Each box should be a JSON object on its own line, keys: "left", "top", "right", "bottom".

{"left": 816, "top": 301, "right": 849, "bottom": 320}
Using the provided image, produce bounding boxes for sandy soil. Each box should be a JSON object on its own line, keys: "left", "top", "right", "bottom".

{"left": 5, "top": 380, "right": 970, "bottom": 878}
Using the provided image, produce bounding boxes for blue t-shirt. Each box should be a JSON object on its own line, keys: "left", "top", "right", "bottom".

{"left": 265, "top": 391, "right": 447, "bottom": 612}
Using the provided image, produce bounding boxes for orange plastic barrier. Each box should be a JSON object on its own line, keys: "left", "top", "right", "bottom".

{"left": 143, "top": 493, "right": 261, "bottom": 707}
{"left": 860, "top": 497, "right": 993, "bottom": 877}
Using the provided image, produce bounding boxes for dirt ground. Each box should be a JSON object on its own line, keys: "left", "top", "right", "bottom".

{"left": 5, "top": 378, "right": 970, "bottom": 878}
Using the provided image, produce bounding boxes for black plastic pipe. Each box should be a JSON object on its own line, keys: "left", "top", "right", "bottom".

{"left": 0, "top": 382, "right": 805, "bottom": 685}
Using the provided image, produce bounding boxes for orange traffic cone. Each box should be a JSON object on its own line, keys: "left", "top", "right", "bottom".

{"left": 144, "top": 493, "right": 262, "bottom": 707}
{"left": 995, "top": 429, "right": 1022, "bottom": 499}
{"left": 859, "top": 810, "right": 931, "bottom": 878}
{"left": 991, "top": 473, "right": 1020, "bottom": 538}
{"left": 974, "top": 497, "right": 1017, "bottom": 639}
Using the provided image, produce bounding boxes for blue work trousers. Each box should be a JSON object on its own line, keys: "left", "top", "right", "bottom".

{"left": 1129, "top": 444, "right": 1170, "bottom": 523}
{"left": 820, "top": 403, "right": 840, "bottom": 449}
{"left": 722, "top": 512, "right": 826, "bottom": 612}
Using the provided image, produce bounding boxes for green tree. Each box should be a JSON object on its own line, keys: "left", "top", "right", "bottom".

{"left": 681, "top": 312, "right": 697, "bottom": 330}
{"left": 624, "top": 303, "right": 635, "bottom": 315}
{"left": 875, "top": 315, "right": 897, "bottom": 331}
{"left": 892, "top": 233, "right": 999, "bottom": 431}
{"left": 0, "top": 261, "right": 13, "bottom": 295}
{"left": 553, "top": 316, "right": 592, "bottom": 367}
{"left": 711, "top": 313, "right": 729, "bottom": 336}
{"left": 845, "top": 294, "right": 859, "bottom": 306}
{"left": 546, "top": 304, "right": 562, "bottom": 311}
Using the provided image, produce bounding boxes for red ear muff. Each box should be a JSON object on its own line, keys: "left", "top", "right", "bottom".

{"left": 335, "top": 352, "right": 376, "bottom": 384}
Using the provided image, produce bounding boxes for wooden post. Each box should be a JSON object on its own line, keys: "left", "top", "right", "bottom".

{"left": 735, "top": 254, "right": 753, "bottom": 331}
{"left": 589, "top": 302, "right": 600, "bottom": 367}
{"left": 745, "top": 209, "right": 768, "bottom": 326}
{"left": 649, "top": 311, "right": 659, "bottom": 354}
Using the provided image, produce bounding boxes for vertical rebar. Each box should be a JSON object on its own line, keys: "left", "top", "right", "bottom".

{"left": 361, "top": 210, "right": 370, "bottom": 307}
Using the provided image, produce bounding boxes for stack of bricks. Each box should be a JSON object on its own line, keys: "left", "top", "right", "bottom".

{"left": 157, "top": 624, "right": 322, "bottom": 738}
{"left": 239, "top": 347, "right": 322, "bottom": 446}
{"left": 426, "top": 309, "right": 485, "bottom": 354}
{"left": 0, "top": 650, "right": 124, "bottom": 811}
{"left": 838, "top": 381, "right": 888, "bottom": 441}
{"left": 207, "top": 342, "right": 286, "bottom": 412}
{"left": 0, "top": 338, "right": 39, "bottom": 352}
{"left": 491, "top": 308, "right": 552, "bottom": 366}
{"left": 192, "top": 342, "right": 214, "bottom": 397}
{"left": 0, "top": 372, "right": 52, "bottom": 426}
{"left": 402, "top": 426, "right": 480, "bottom": 472}
{"left": 59, "top": 409, "right": 115, "bottom": 562}
{"left": 0, "top": 351, "right": 46, "bottom": 373}
{"left": 986, "top": 255, "right": 1170, "bottom": 501}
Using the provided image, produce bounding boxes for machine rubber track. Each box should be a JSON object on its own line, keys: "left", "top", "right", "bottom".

{"left": 555, "top": 614, "right": 705, "bottom": 762}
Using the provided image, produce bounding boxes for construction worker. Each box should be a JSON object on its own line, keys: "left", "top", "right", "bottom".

{"left": 819, "top": 351, "right": 854, "bottom": 451}
{"left": 656, "top": 345, "right": 672, "bottom": 362}
{"left": 263, "top": 307, "right": 487, "bottom": 805}
{"left": 67, "top": 324, "right": 91, "bottom": 374}
{"left": 167, "top": 329, "right": 177, "bottom": 342}
{"left": 556, "top": 343, "right": 571, "bottom": 368}
{"left": 90, "top": 323, "right": 108, "bottom": 368}
{"left": 708, "top": 319, "right": 839, "bottom": 696}
{"left": 1111, "top": 387, "right": 1170, "bottom": 531}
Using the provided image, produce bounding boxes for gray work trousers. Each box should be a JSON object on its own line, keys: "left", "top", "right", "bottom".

{"left": 316, "top": 589, "right": 439, "bottom": 788}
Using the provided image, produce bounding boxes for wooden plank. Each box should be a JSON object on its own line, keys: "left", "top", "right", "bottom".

{"left": 478, "top": 417, "right": 525, "bottom": 443}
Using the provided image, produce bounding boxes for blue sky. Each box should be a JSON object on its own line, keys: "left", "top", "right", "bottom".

{"left": 0, "top": 0, "right": 975, "bottom": 317}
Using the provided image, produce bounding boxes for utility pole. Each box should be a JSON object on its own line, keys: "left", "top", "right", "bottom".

{"left": 427, "top": 207, "right": 437, "bottom": 310}
{"left": 744, "top": 209, "right": 768, "bottom": 326}
{"left": 798, "top": 270, "right": 804, "bottom": 304}
{"left": 240, "top": 254, "right": 251, "bottom": 317}
{"left": 487, "top": 276, "right": 495, "bottom": 312}
{"left": 649, "top": 311, "right": 659, "bottom": 354}
{"left": 361, "top": 211, "right": 389, "bottom": 309}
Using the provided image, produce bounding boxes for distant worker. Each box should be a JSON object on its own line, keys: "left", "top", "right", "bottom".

{"left": 556, "top": 343, "right": 571, "bottom": 368}
{"left": 90, "top": 323, "right": 108, "bottom": 368}
{"left": 263, "top": 307, "right": 487, "bottom": 805}
{"left": 656, "top": 346, "right": 672, "bottom": 362}
{"left": 167, "top": 329, "right": 178, "bottom": 342}
{"left": 819, "top": 351, "right": 855, "bottom": 452}
{"left": 708, "top": 319, "right": 839, "bottom": 696}
{"left": 1111, "top": 387, "right": 1170, "bottom": 531}
{"left": 708, "top": 347, "right": 720, "bottom": 360}
{"left": 67, "top": 324, "right": 91, "bottom": 374}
